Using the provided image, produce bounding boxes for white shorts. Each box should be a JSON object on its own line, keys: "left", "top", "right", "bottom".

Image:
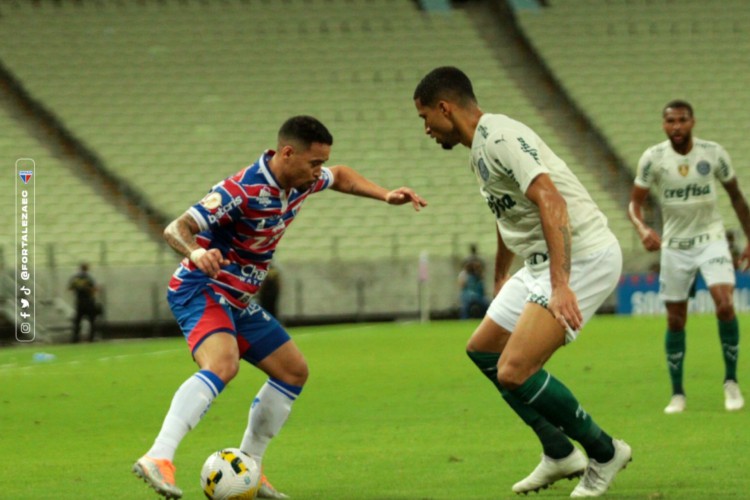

{"left": 659, "top": 240, "right": 735, "bottom": 302}
{"left": 487, "top": 242, "right": 622, "bottom": 343}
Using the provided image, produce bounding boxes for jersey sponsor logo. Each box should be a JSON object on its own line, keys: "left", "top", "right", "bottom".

{"left": 705, "top": 255, "right": 732, "bottom": 267}
{"left": 199, "top": 192, "right": 223, "bottom": 210}
{"left": 478, "top": 157, "right": 490, "bottom": 181}
{"left": 206, "top": 195, "right": 243, "bottom": 224}
{"left": 678, "top": 163, "right": 689, "bottom": 177}
{"left": 641, "top": 161, "right": 653, "bottom": 183}
{"left": 486, "top": 193, "right": 516, "bottom": 218}
{"left": 239, "top": 263, "right": 268, "bottom": 285}
{"left": 517, "top": 137, "right": 541, "bottom": 165}
{"left": 667, "top": 233, "right": 710, "bottom": 250}
{"left": 478, "top": 125, "right": 488, "bottom": 139}
{"left": 719, "top": 157, "right": 731, "bottom": 178}
{"left": 494, "top": 159, "right": 520, "bottom": 188}
{"left": 697, "top": 160, "right": 710, "bottom": 176}
{"left": 663, "top": 183, "right": 710, "bottom": 201}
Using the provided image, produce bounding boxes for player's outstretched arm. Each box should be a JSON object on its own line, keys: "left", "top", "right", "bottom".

{"left": 329, "top": 165, "right": 427, "bottom": 211}
{"left": 164, "top": 212, "right": 229, "bottom": 278}
{"left": 628, "top": 186, "right": 661, "bottom": 252}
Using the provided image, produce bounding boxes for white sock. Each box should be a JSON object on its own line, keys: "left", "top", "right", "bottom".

{"left": 240, "top": 378, "right": 302, "bottom": 467}
{"left": 147, "top": 370, "right": 225, "bottom": 461}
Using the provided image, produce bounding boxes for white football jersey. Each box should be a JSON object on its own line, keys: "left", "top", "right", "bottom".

{"left": 635, "top": 138, "right": 734, "bottom": 245}
{"left": 470, "top": 113, "right": 616, "bottom": 259}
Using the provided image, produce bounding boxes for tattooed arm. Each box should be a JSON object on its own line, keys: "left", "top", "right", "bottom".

{"left": 163, "top": 212, "right": 229, "bottom": 279}
{"left": 525, "top": 173, "right": 583, "bottom": 331}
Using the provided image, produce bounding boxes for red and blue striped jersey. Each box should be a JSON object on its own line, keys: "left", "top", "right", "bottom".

{"left": 168, "top": 150, "right": 333, "bottom": 308}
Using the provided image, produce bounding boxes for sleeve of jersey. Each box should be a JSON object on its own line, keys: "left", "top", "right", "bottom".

{"left": 309, "top": 167, "right": 334, "bottom": 193}
{"left": 634, "top": 149, "right": 654, "bottom": 188}
{"left": 715, "top": 145, "right": 736, "bottom": 183}
{"left": 485, "top": 131, "right": 548, "bottom": 194}
{"left": 187, "top": 180, "right": 247, "bottom": 232}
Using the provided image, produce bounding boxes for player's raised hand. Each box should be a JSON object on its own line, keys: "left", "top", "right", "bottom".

{"left": 190, "top": 248, "right": 230, "bottom": 279}
{"left": 385, "top": 187, "right": 428, "bottom": 211}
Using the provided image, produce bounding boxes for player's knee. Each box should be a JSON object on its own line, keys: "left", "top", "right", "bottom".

{"left": 496, "top": 360, "right": 527, "bottom": 390}
{"left": 666, "top": 314, "right": 686, "bottom": 331}
{"left": 716, "top": 301, "right": 735, "bottom": 321}
{"left": 276, "top": 359, "right": 309, "bottom": 387}
{"left": 205, "top": 356, "right": 240, "bottom": 383}
{"left": 466, "top": 339, "right": 480, "bottom": 353}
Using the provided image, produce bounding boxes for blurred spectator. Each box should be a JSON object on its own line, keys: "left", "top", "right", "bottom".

{"left": 458, "top": 245, "right": 488, "bottom": 319}
{"left": 68, "top": 262, "right": 99, "bottom": 342}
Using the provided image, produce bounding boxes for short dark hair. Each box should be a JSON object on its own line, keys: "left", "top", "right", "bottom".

{"left": 663, "top": 99, "right": 694, "bottom": 118}
{"left": 278, "top": 115, "right": 333, "bottom": 149}
{"left": 413, "top": 66, "right": 477, "bottom": 107}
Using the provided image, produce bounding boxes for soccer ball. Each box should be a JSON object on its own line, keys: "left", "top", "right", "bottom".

{"left": 200, "top": 448, "right": 261, "bottom": 500}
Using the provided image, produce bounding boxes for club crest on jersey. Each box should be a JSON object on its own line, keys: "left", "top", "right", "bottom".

{"left": 697, "top": 160, "right": 710, "bottom": 176}
{"left": 678, "top": 164, "right": 689, "bottom": 177}
{"left": 477, "top": 158, "right": 490, "bottom": 181}
{"left": 199, "top": 192, "right": 223, "bottom": 210}
{"left": 257, "top": 187, "right": 272, "bottom": 207}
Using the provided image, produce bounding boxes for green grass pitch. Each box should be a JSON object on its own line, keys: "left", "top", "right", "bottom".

{"left": 0, "top": 315, "right": 748, "bottom": 499}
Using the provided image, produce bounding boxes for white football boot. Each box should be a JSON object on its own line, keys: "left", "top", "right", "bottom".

{"left": 664, "top": 394, "right": 686, "bottom": 414}
{"left": 724, "top": 381, "right": 745, "bottom": 411}
{"left": 570, "top": 439, "right": 632, "bottom": 497}
{"left": 512, "top": 448, "right": 587, "bottom": 494}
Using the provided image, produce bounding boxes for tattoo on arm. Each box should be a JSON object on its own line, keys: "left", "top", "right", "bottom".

{"left": 164, "top": 215, "right": 199, "bottom": 257}
{"left": 560, "top": 224, "right": 572, "bottom": 274}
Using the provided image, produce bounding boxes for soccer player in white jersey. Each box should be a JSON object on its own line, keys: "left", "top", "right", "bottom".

{"left": 132, "top": 116, "right": 427, "bottom": 499}
{"left": 629, "top": 100, "right": 749, "bottom": 414}
{"left": 414, "top": 66, "right": 630, "bottom": 497}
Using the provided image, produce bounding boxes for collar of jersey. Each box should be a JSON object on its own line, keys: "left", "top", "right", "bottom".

{"left": 259, "top": 149, "right": 282, "bottom": 189}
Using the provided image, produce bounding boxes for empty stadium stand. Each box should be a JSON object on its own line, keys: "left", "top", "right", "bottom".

{"left": 0, "top": 0, "right": 635, "bottom": 265}
{"left": 515, "top": 0, "right": 750, "bottom": 238}
{"left": 0, "top": 97, "right": 165, "bottom": 268}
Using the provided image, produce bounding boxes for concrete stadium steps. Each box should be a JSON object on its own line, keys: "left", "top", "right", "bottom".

{"left": 0, "top": 105, "right": 165, "bottom": 267}
{"left": 1, "top": 0, "right": 633, "bottom": 262}
{"left": 515, "top": 0, "right": 750, "bottom": 242}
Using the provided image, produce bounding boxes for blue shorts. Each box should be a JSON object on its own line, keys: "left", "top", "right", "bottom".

{"left": 168, "top": 287, "right": 290, "bottom": 365}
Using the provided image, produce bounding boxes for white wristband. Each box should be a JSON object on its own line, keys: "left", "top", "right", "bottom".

{"left": 189, "top": 248, "right": 207, "bottom": 264}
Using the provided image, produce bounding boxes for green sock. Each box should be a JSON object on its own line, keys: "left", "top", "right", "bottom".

{"left": 718, "top": 318, "right": 739, "bottom": 382}
{"left": 467, "top": 351, "right": 574, "bottom": 459}
{"left": 666, "top": 330, "right": 686, "bottom": 395}
{"left": 511, "top": 369, "right": 615, "bottom": 463}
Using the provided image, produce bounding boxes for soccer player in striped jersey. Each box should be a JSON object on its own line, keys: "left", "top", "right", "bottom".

{"left": 133, "top": 115, "right": 427, "bottom": 499}
{"left": 414, "top": 67, "right": 630, "bottom": 497}
{"left": 629, "top": 100, "right": 749, "bottom": 414}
